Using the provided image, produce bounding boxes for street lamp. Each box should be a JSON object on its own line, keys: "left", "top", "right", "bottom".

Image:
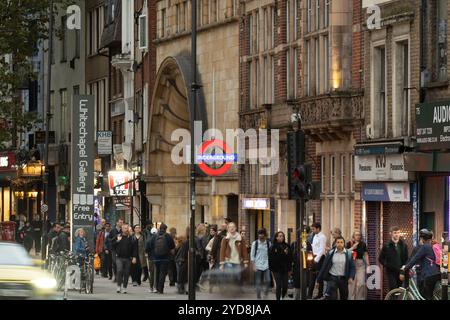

{"left": 42, "top": 0, "right": 54, "bottom": 261}
{"left": 188, "top": 0, "right": 199, "bottom": 301}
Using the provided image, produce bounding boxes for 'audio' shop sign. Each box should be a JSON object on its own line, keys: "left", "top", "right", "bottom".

{"left": 71, "top": 95, "right": 95, "bottom": 249}
{"left": 416, "top": 101, "right": 450, "bottom": 151}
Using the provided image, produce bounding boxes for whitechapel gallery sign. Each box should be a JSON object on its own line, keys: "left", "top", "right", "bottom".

{"left": 355, "top": 154, "right": 409, "bottom": 182}
{"left": 71, "top": 95, "right": 95, "bottom": 249}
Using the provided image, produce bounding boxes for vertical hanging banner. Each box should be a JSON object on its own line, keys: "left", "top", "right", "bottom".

{"left": 71, "top": 95, "right": 95, "bottom": 250}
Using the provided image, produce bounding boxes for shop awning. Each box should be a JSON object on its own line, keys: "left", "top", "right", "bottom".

{"left": 404, "top": 152, "right": 450, "bottom": 172}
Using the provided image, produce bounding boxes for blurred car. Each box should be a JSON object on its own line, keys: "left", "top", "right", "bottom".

{"left": 0, "top": 242, "right": 57, "bottom": 299}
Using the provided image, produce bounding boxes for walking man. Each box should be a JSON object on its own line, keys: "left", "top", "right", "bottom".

{"left": 148, "top": 223, "right": 175, "bottom": 294}
{"left": 317, "top": 236, "right": 355, "bottom": 300}
{"left": 109, "top": 218, "right": 124, "bottom": 282}
{"left": 378, "top": 226, "right": 409, "bottom": 291}
{"left": 307, "top": 222, "right": 326, "bottom": 299}
{"left": 250, "top": 228, "right": 271, "bottom": 299}
{"left": 102, "top": 222, "right": 113, "bottom": 279}
{"left": 111, "top": 223, "right": 137, "bottom": 294}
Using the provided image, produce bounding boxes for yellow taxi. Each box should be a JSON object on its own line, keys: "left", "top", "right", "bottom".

{"left": 0, "top": 242, "right": 57, "bottom": 299}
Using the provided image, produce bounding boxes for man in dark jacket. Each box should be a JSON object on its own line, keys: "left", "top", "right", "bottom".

{"left": 57, "top": 224, "right": 71, "bottom": 252}
{"left": 103, "top": 223, "right": 113, "bottom": 279}
{"left": 47, "top": 222, "right": 62, "bottom": 254}
{"left": 108, "top": 218, "right": 124, "bottom": 282}
{"left": 210, "top": 224, "right": 227, "bottom": 269}
{"left": 317, "top": 236, "right": 355, "bottom": 300}
{"left": 148, "top": 223, "right": 175, "bottom": 294}
{"left": 111, "top": 223, "right": 137, "bottom": 294}
{"left": 378, "top": 226, "right": 409, "bottom": 291}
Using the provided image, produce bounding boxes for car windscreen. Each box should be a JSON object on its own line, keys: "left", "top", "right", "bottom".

{"left": 0, "top": 244, "right": 33, "bottom": 266}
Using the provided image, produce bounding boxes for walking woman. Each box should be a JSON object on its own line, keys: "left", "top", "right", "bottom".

{"left": 73, "top": 228, "right": 89, "bottom": 260}
{"left": 131, "top": 225, "right": 147, "bottom": 286}
{"left": 269, "top": 231, "right": 292, "bottom": 300}
{"left": 346, "top": 230, "right": 369, "bottom": 300}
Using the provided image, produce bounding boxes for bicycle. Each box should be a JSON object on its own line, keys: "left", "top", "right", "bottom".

{"left": 385, "top": 266, "right": 443, "bottom": 300}
{"left": 79, "top": 253, "right": 95, "bottom": 294}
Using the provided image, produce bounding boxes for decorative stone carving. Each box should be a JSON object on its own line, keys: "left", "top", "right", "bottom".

{"left": 298, "top": 93, "right": 363, "bottom": 127}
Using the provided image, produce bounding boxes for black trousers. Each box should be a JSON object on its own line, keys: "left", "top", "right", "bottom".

{"left": 386, "top": 270, "right": 402, "bottom": 291}
{"left": 326, "top": 275, "right": 349, "bottom": 300}
{"left": 168, "top": 259, "right": 177, "bottom": 285}
{"left": 423, "top": 274, "right": 441, "bottom": 300}
{"left": 273, "top": 272, "right": 289, "bottom": 300}
{"left": 101, "top": 252, "right": 113, "bottom": 278}
{"left": 111, "top": 250, "right": 117, "bottom": 278}
{"left": 308, "top": 257, "right": 325, "bottom": 298}
{"left": 116, "top": 258, "right": 131, "bottom": 288}
{"left": 131, "top": 261, "right": 142, "bottom": 285}
{"left": 155, "top": 260, "right": 169, "bottom": 293}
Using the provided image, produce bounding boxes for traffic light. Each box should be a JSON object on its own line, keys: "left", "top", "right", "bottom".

{"left": 292, "top": 164, "right": 314, "bottom": 200}
{"left": 287, "top": 131, "right": 315, "bottom": 200}
{"left": 94, "top": 174, "right": 104, "bottom": 189}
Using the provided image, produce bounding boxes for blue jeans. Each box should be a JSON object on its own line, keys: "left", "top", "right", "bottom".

{"left": 255, "top": 269, "right": 271, "bottom": 297}
{"left": 224, "top": 263, "right": 241, "bottom": 284}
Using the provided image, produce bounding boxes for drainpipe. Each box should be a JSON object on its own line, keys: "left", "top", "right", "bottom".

{"left": 419, "top": 0, "right": 426, "bottom": 103}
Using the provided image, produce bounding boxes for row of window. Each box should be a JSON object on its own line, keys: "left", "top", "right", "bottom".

{"left": 159, "top": 0, "right": 238, "bottom": 38}
{"left": 371, "top": 40, "right": 410, "bottom": 139}
{"left": 321, "top": 154, "right": 355, "bottom": 194}
{"left": 305, "top": 0, "right": 330, "bottom": 33}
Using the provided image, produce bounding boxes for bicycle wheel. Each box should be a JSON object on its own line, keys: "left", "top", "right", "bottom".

{"left": 85, "top": 268, "right": 93, "bottom": 294}
{"left": 431, "top": 282, "right": 449, "bottom": 300}
{"left": 384, "top": 288, "right": 413, "bottom": 300}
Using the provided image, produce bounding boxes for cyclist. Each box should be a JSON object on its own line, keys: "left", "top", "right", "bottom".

{"left": 57, "top": 224, "right": 71, "bottom": 252}
{"left": 73, "top": 228, "right": 89, "bottom": 257}
{"left": 400, "top": 229, "right": 440, "bottom": 300}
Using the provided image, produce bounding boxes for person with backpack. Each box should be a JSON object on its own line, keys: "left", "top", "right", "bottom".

{"left": 250, "top": 228, "right": 271, "bottom": 299}
{"left": 400, "top": 229, "right": 441, "bottom": 300}
{"left": 378, "top": 226, "right": 409, "bottom": 291}
{"left": 148, "top": 223, "right": 175, "bottom": 294}
{"left": 269, "top": 231, "right": 292, "bottom": 300}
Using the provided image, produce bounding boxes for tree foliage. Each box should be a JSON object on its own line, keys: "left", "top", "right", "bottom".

{"left": 0, "top": 0, "right": 67, "bottom": 150}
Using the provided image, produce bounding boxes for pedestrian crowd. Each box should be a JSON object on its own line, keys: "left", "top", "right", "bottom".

{"left": 15, "top": 212, "right": 442, "bottom": 300}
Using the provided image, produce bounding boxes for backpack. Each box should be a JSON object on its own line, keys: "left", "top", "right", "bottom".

{"left": 429, "top": 243, "right": 442, "bottom": 266}
{"left": 154, "top": 233, "right": 170, "bottom": 256}
{"left": 254, "top": 239, "right": 271, "bottom": 258}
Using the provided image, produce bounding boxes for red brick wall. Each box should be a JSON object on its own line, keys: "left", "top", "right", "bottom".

{"left": 352, "top": 0, "right": 364, "bottom": 90}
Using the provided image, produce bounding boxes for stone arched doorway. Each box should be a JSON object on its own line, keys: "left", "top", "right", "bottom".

{"left": 145, "top": 55, "right": 207, "bottom": 230}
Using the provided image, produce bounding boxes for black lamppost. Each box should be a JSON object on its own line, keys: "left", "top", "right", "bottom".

{"left": 41, "top": 0, "right": 54, "bottom": 260}
{"left": 188, "top": 0, "right": 199, "bottom": 301}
